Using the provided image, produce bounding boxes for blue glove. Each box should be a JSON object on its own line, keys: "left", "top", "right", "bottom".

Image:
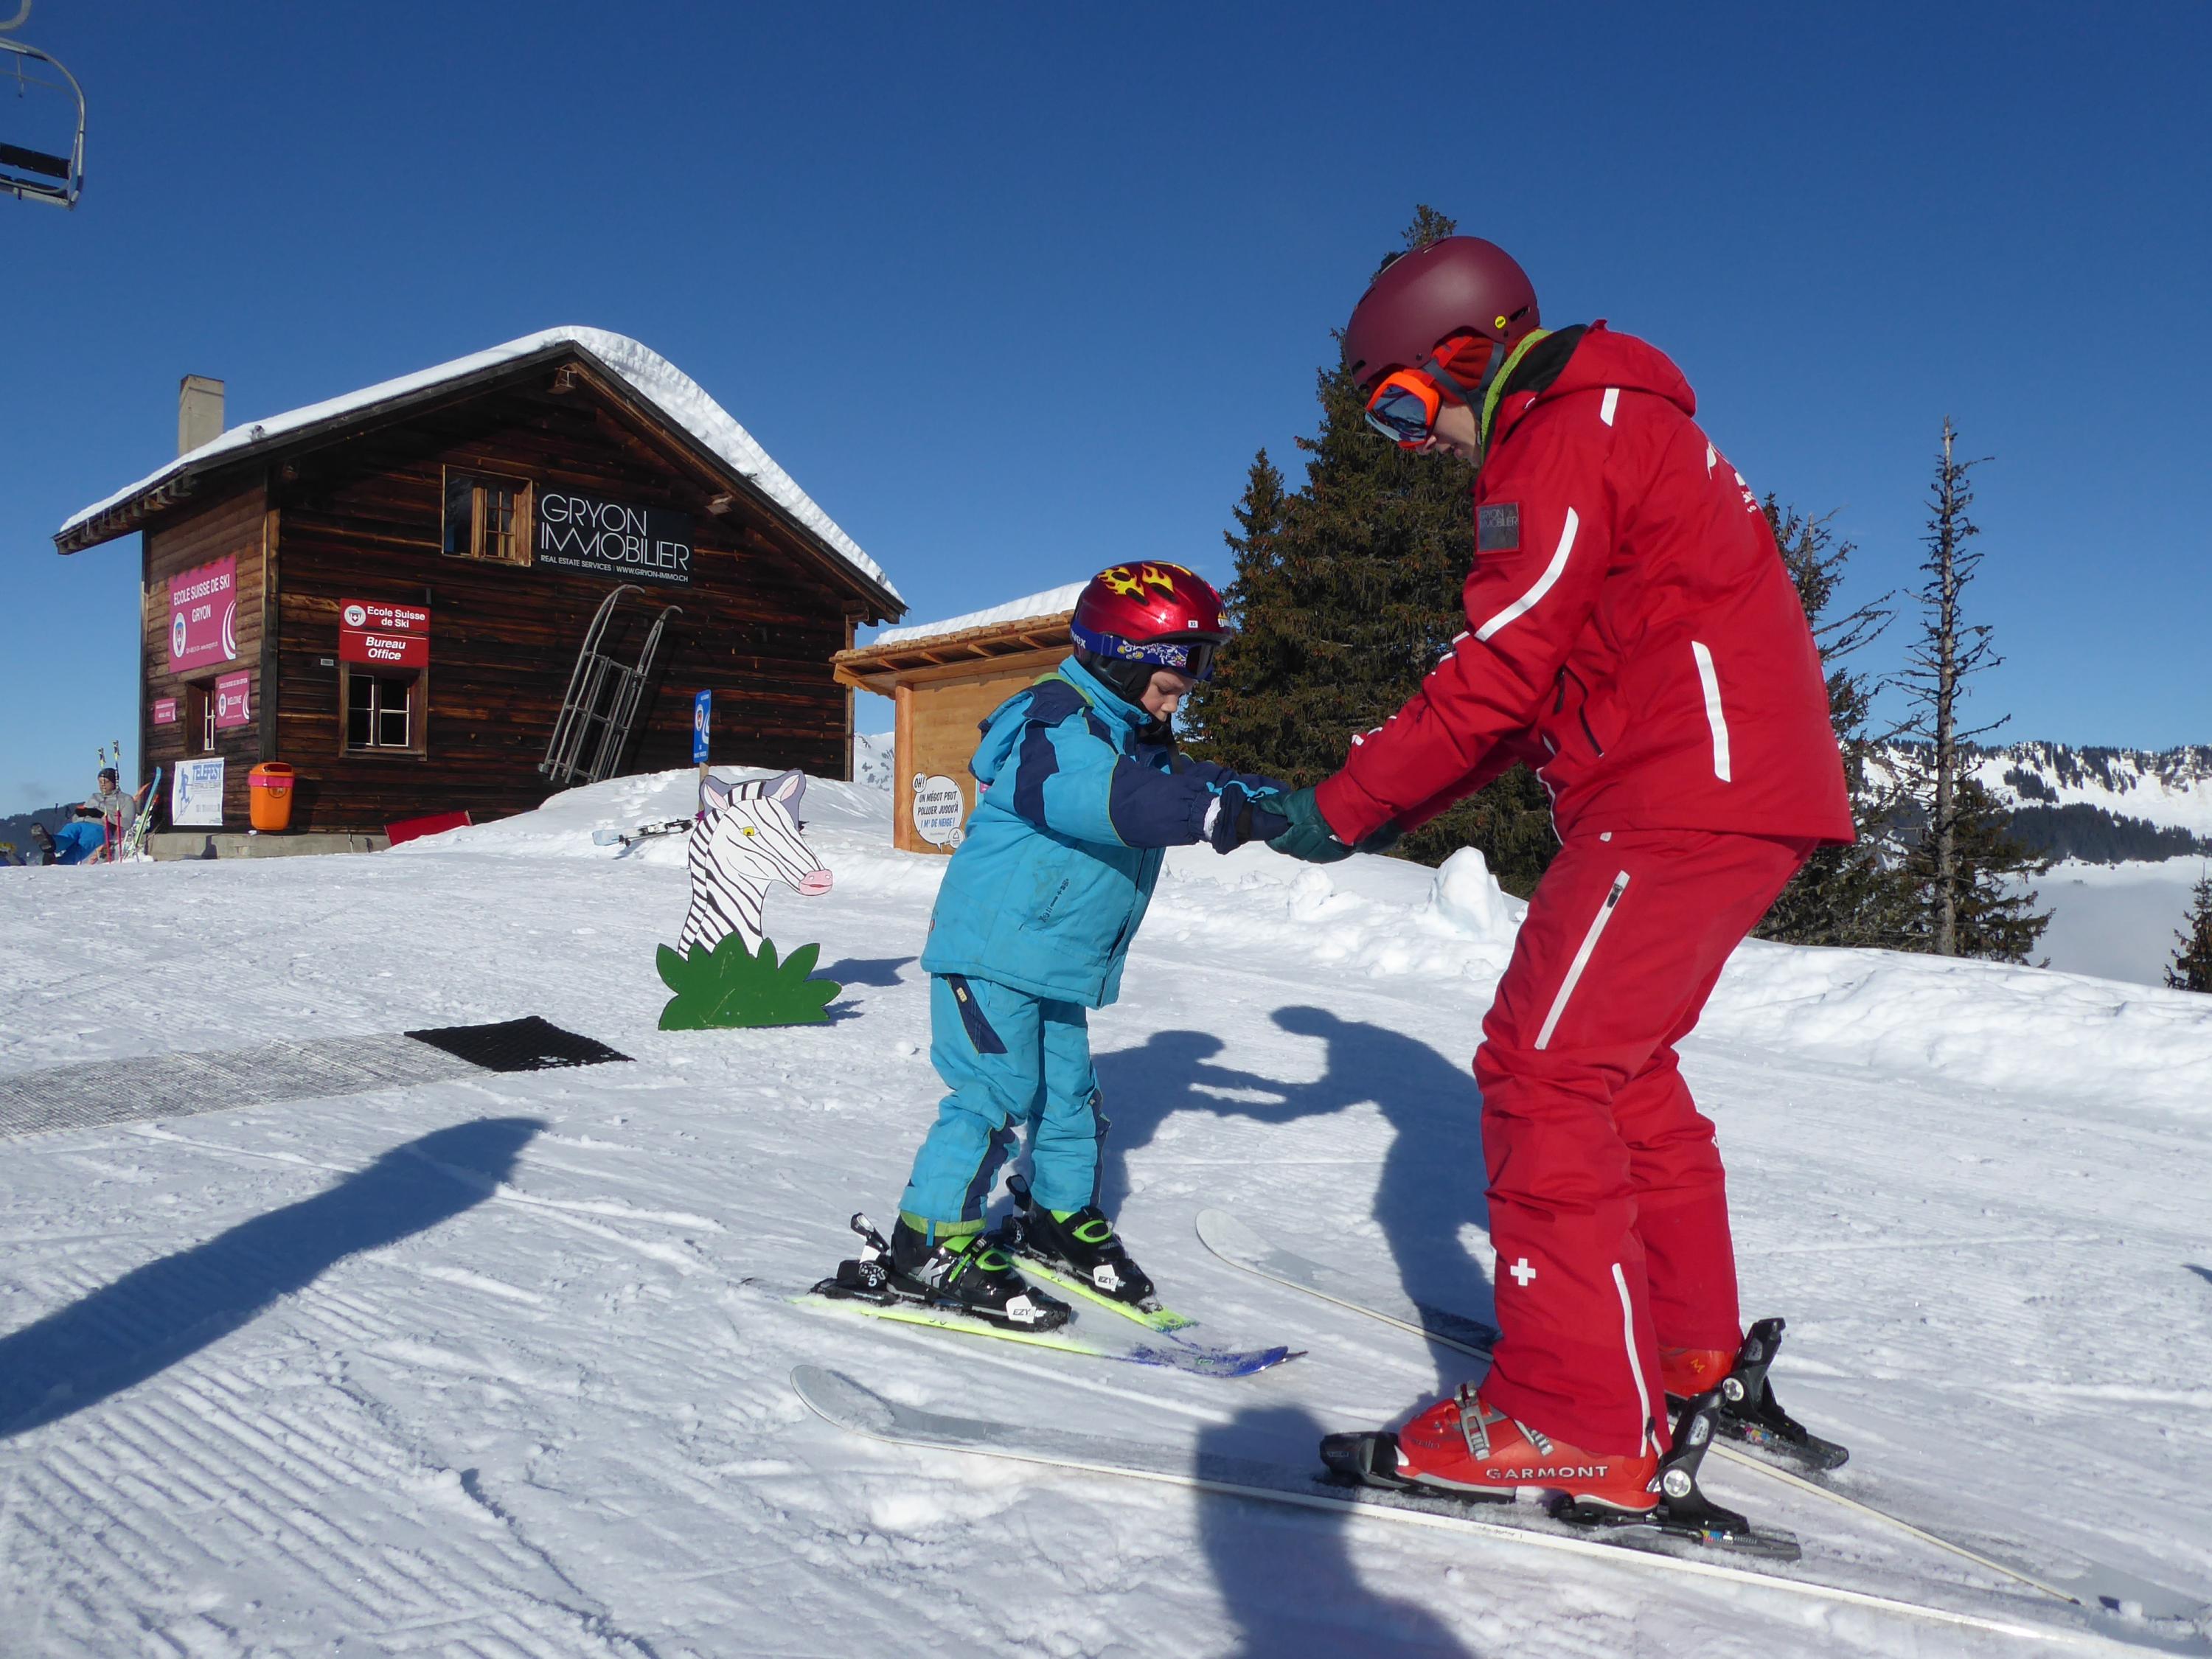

{"left": 1206, "top": 782, "right": 1291, "bottom": 853}
{"left": 1266, "top": 787, "right": 1355, "bottom": 863}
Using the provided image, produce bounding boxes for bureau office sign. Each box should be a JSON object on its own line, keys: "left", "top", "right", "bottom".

{"left": 535, "top": 490, "right": 693, "bottom": 586}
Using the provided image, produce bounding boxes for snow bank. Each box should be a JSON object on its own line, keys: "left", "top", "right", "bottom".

{"left": 59, "top": 327, "right": 897, "bottom": 601}
{"left": 424, "top": 779, "right": 2212, "bottom": 1121}
{"left": 872, "top": 580, "right": 1085, "bottom": 646}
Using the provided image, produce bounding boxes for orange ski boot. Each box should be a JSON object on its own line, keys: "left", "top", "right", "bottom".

{"left": 1324, "top": 1384, "right": 1659, "bottom": 1514}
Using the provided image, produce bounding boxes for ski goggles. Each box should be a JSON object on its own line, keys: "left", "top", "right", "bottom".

{"left": 1363, "top": 335, "right": 1498, "bottom": 448}
{"left": 1364, "top": 368, "right": 1446, "bottom": 448}
{"left": 1071, "top": 620, "right": 1223, "bottom": 681}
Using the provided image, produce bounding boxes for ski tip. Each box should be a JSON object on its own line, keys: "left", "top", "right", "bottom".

{"left": 1193, "top": 1207, "right": 1265, "bottom": 1256}
{"left": 791, "top": 1365, "right": 897, "bottom": 1436}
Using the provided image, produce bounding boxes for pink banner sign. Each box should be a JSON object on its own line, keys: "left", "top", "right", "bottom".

{"left": 215, "top": 670, "right": 253, "bottom": 728}
{"left": 153, "top": 696, "right": 179, "bottom": 726}
{"left": 168, "top": 557, "right": 237, "bottom": 672}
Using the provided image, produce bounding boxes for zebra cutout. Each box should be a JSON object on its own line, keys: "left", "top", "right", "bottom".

{"left": 678, "top": 769, "right": 835, "bottom": 959}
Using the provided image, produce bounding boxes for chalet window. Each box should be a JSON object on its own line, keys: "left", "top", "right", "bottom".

{"left": 344, "top": 668, "right": 423, "bottom": 753}
{"left": 442, "top": 469, "right": 533, "bottom": 566}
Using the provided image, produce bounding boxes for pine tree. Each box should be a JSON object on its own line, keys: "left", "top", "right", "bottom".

{"left": 2166, "top": 872, "right": 2212, "bottom": 992}
{"left": 1184, "top": 204, "right": 1559, "bottom": 894}
{"left": 1893, "top": 420, "right": 2050, "bottom": 960}
{"left": 1180, "top": 451, "right": 1289, "bottom": 758}
{"left": 1754, "top": 501, "right": 1916, "bottom": 946}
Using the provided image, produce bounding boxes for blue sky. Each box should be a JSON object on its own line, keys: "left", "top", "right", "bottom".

{"left": 4, "top": 1, "right": 2207, "bottom": 814}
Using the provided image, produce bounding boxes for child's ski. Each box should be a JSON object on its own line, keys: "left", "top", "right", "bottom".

{"left": 789, "top": 1289, "right": 1295, "bottom": 1377}
{"left": 1194, "top": 1207, "right": 2088, "bottom": 1609}
{"left": 987, "top": 1247, "right": 1196, "bottom": 1334}
{"left": 790, "top": 1366, "right": 2098, "bottom": 1647}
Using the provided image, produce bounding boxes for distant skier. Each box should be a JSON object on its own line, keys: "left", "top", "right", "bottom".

{"left": 1267, "top": 237, "right": 1854, "bottom": 1514}
{"left": 835, "top": 563, "right": 1292, "bottom": 1329}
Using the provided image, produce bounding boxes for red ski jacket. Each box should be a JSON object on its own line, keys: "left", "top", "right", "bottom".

{"left": 1314, "top": 324, "right": 1854, "bottom": 847}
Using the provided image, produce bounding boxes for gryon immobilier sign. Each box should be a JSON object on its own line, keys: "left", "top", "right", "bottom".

{"left": 535, "top": 489, "right": 693, "bottom": 586}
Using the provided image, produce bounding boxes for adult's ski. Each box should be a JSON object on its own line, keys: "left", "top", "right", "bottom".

{"left": 791, "top": 1366, "right": 2104, "bottom": 1649}
{"left": 1194, "top": 1207, "right": 2087, "bottom": 1608}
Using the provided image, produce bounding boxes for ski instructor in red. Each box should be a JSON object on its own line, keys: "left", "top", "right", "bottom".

{"left": 1274, "top": 236, "right": 1855, "bottom": 1526}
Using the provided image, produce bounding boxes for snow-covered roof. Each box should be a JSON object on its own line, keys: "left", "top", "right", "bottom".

{"left": 872, "top": 581, "right": 1085, "bottom": 647}
{"left": 55, "top": 327, "right": 900, "bottom": 604}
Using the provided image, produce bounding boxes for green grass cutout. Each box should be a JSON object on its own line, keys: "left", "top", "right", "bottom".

{"left": 656, "top": 935, "right": 844, "bottom": 1029}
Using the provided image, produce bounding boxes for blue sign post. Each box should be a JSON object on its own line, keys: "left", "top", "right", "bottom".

{"left": 693, "top": 689, "right": 712, "bottom": 814}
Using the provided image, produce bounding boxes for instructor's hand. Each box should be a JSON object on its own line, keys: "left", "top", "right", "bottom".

{"left": 1266, "top": 787, "right": 1356, "bottom": 864}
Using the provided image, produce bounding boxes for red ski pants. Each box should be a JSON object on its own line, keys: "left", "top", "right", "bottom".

{"left": 1474, "top": 828, "right": 1810, "bottom": 1455}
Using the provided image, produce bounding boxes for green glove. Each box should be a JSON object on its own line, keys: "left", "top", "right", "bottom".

{"left": 1357, "top": 819, "right": 1405, "bottom": 855}
{"left": 1267, "top": 787, "right": 1356, "bottom": 864}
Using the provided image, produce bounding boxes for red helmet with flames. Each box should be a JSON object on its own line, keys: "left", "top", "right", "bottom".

{"left": 1070, "top": 562, "right": 1231, "bottom": 693}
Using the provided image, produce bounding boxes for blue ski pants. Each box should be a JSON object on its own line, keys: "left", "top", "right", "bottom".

{"left": 900, "top": 974, "right": 1106, "bottom": 1234}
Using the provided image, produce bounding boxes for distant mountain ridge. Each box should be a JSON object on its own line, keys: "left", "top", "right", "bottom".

{"left": 1873, "top": 741, "right": 2212, "bottom": 863}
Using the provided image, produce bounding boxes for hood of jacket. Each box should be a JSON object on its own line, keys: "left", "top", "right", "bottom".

{"left": 970, "top": 655, "right": 1147, "bottom": 791}
{"left": 1484, "top": 323, "right": 1696, "bottom": 461}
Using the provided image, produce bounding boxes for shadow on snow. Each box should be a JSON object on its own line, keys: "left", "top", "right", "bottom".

{"left": 1092, "top": 1004, "right": 1493, "bottom": 1391}
{"left": 0, "top": 1116, "right": 543, "bottom": 1437}
{"left": 1196, "top": 1404, "right": 1478, "bottom": 1658}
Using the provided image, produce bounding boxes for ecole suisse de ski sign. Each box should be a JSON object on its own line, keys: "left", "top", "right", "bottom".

{"left": 339, "top": 599, "right": 431, "bottom": 667}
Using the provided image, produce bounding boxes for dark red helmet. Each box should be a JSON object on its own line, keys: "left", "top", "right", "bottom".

{"left": 1070, "top": 561, "right": 1231, "bottom": 686}
{"left": 1342, "top": 235, "right": 1541, "bottom": 394}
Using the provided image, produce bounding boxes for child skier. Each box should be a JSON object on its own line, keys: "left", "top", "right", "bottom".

{"left": 841, "top": 563, "right": 1293, "bottom": 1329}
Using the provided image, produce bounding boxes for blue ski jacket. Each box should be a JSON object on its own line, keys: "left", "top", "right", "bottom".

{"left": 919, "top": 656, "right": 1283, "bottom": 1008}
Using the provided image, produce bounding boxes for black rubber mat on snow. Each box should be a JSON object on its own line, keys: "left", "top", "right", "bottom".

{"left": 403, "top": 1015, "right": 631, "bottom": 1072}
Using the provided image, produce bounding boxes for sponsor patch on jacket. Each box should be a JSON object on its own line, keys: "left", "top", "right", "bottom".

{"left": 1478, "top": 503, "right": 1520, "bottom": 553}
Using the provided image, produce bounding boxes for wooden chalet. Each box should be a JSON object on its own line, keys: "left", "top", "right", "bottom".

{"left": 833, "top": 584, "right": 1081, "bottom": 854}
{"left": 55, "top": 330, "right": 903, "bottom": 837}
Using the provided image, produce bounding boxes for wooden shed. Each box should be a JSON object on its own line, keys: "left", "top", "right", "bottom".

{"left": 55, "top": 330, "right": 904, "bottom": 838}
{"left": 832, "top": 584, "right": 1082, "bottom": 854}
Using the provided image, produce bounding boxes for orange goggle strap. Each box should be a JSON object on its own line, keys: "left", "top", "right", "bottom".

{"left": 1367, "top": 366, "right": 1443, "bottom": 428}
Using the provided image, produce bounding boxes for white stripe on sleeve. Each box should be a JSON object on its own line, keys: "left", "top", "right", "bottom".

{"left": 1475, "top": 508, "right": 1579, "bottom": 642}
{"left": 1599, "top": 386, "right": 1619, "bottom": 426}
{"left": 1691, "top": 640, "right": 1733, "bottom": 782}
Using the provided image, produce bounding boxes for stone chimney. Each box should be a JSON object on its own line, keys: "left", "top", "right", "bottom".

{"left": 178, "top": 375, "right": 225, "bottom": 456}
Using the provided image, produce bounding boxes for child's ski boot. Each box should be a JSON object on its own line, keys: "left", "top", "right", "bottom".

{"left": 998, "top": 1175, "right": 1157, "bottom": 1307}
{"left": 1662, "top": 1316, "right": 1847, "bottom": 1472}
{"left": 814, "top": 1214, "right": 1071, "bottom": 1332}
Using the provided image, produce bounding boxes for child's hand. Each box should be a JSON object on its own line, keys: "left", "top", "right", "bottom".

{"left": 1205, "top": 783, "right": 1291, "bottom": 853}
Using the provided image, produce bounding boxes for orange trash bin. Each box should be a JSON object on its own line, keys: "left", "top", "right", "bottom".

{"left": 248, "top": 762, "right": 296, "bottom": 832}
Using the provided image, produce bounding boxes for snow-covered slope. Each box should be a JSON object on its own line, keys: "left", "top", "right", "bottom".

{"left": 2, "top": 773, "right": 2208, "bottom": 1655}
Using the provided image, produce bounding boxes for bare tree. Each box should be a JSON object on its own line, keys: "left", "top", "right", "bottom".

{"left": 1893, "top": 420, "right": 2048, "bottom": 960}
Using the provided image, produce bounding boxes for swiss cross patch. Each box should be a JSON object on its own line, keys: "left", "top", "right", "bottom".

{"left": 1478, "top": 502, "right": 1520, "bottom": 553}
